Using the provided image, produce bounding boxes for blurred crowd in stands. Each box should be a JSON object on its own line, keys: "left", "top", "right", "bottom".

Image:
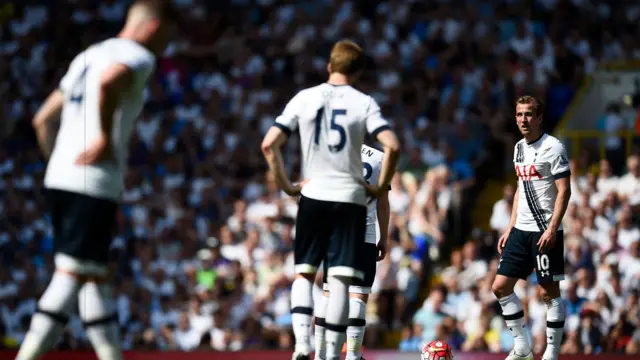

{"left": 0, "top": 0, "right": 639, "bottom": 355}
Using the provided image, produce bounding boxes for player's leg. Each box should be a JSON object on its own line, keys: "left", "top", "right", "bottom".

{"left": 17, "top": 190, "right": 120, "bottom": 360}
{"left": 16, "top": 269, "right": 80, "bottom": 360}
{"left": 292, "top": 196, "right": 329, "bottom": 360}
{"left": 344, "top": 242, "right": 377, "bottom": 360}
{"left": 346, "top": 292, "right": 368, "bottom": 360}
{"left": 292, "top": 272, "right": 316, "bottom": 359}
{"left": 70, "top": 194, "right": 122, "bottom": 360}
{"left": 533, "top": 231, "right": 566, "bottom": 360}
{"left": 492, "top": 228, "right": 534, "bottom": 360}
{"left": 79, "top": 275, "right": 122, "bottom": 360}
{"left": 16, "top": 190, "right": 79, "bottom": 360}
{"left": 314, "top": 263, "right": 330, "bottom": 360}
{"left": 324, "top": 202, "right": 367, "bottom": 360}
{"left": 320, "top": 291, "right": 369, "bottom": 360}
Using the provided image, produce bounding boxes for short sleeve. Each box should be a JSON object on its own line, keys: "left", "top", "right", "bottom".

{"left": 549, "top": 142, "right": 571, "bottom": 179}
{"left": 365, "top": 97, "right": 391, "bottom": 137}
{"left": 119, "top": 51, "right": 155, "bottom": 74}
{"left": 274, "top": 92, "right": 304, "bottom": 136}
{"left": 116, "top": 49, "right": 156, "bottom": 85}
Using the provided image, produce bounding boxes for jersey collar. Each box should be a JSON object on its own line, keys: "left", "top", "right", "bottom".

{"left": 526, "top": 132, "right": 545, "bottom": 146}
{"left": 325, "top": 82, "right": 349, "bottom": 87}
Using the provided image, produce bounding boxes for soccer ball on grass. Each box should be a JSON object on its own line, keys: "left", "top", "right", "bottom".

{"left": 421, "top": 340, "right": 454, "bottom": 360}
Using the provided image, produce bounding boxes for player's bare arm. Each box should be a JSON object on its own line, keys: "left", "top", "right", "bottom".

{"left": 32, "top": 90, "right": 65, "bottom": 159}
{"left": 76, "top": 63, "right": 134, "bottom": 166}
{"left": 537, "top": 176, "right": 571, "bottom": 252}
{"left": 498, "top": 187, "right": 519, "bottom": 254}
{"left": 376, "top": 188, "right": 390, "bottom": 261}
{"left": 363, "top": 129, "right": 400, "bottom": 198}
{"left": 261, "top": 126, "right": 306, "bottom": 196}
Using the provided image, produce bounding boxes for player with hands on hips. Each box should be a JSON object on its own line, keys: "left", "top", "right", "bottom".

{"left": 261, "top": 40, "right": 400, "bottom": 360}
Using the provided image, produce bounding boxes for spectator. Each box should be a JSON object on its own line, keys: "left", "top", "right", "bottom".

{"left": 412, "top": 287, "right": 449, "bottom": 344}
{"left": 161, "top": 312, "right": 202, "bottom": 351}
{"left": 398, "top": 324, "right": 422, "bottom": 352}
{"left": 490, "top": 184, "right": 516, "bottom": 235}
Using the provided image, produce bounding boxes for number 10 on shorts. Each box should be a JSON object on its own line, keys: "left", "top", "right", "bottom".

{"left": 536, "top": 254, "right": 550, "bottom": 277}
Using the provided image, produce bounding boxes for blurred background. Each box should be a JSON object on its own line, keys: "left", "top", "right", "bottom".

{"left": 0, "top": 0, "right": 639, "bottom": 356}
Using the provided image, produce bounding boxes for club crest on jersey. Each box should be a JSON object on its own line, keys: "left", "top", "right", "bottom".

{"left": 515, "top": 164, "right": 542, "bottom": 180}
{"left": 559, "top": 154, "right": 569, "bottom": 167}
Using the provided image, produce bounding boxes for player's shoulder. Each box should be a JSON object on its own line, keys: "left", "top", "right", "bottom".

{"left": 68, "top": 42, "right": 100, "bottom": 67}
{"left": 514, "top": 138, "right": 527, "bottom": 149}
{"left": 541, "top": 134, "right": 566, "bottom": 153}
{"left": 314, "top": 83, "right": 375, "bottom": 103}
{"left": 345, "top": 86, "right": 377, "bottom": 107}
{"left": 361, "top": 144, "right": 384, "bottom": 162}
{"left": 101, "top": 37, "right": 156, "bottom": 70}
{"left": 104, "top": 38, "right": 153, "bottom": 57}
{"left": 287, "top": 85, "right": 321, "bottom": 104}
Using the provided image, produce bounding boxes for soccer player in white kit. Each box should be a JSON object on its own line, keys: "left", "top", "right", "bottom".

{"left": 315, "top": 144, "right": 390, "bottom": 360}
{"left": 19, "top": 2, "right": 174, "bottom": 360}
{"left": 492, "top": 96, "right": 572, "bottom": 360}
{"left": 261, "top": 40, "right": 400, "bottom": 360}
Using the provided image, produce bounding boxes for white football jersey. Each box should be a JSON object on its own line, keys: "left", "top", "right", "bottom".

{"left": 361, "top": 144, "right": 386, "bottom": 245}
{"left": 44, "top": 38, "right": 155, "bottom": 201}
{"left": 275, "top": 83, "right": 390, "bottom": 207}
{"left": 513, "top": 133, "right": 571, "bottom": 232}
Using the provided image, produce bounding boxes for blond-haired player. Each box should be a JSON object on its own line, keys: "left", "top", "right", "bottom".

{"left": 19, "top": 2, "right": 174, "bottom": 360}
{"left": 261, "top": 40, "right": 400, "bottom": 360}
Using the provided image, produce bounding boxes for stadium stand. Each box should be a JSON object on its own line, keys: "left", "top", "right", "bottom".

{"left": 0, "top": 0, "right": 639, "bottom": 356}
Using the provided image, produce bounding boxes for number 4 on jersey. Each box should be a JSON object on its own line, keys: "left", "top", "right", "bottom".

{"left": 69, "top": 66, "right": 89, "bottom": 104}
{"left": 314, "top": 108, "right": 347, "bottom": 152}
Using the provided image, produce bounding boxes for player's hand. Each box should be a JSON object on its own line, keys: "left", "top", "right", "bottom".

{"left": 284, "top": 178, "right": 309, "bottom": 196}
{"left": 497, "top": 230, "right": 510, "bottom": 255}
{"left": 75, "top": 132, "right": 114, "bottom": 166}
{"left": 537, "top": 229, "right": 557, "bottom": 253}
{"left": 376, "top": 240, "right": 388, "bottom": 261}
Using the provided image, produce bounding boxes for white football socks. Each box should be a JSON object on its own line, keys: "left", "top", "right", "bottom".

{"left": 291, "top": 277, "right": 314, "bottom": 355}
{"left": 543, "top": 297, "right": 565, "bottom": 360}
{"left": 499, "top": 292, "right": 531, "bottom": 355}
{"left": 345, "top": 297, "right": 367, "bottom": 360}
{"left": 314, "top": 293, "right": 328, "bottom": 360}
{"left": 324, "top": 276, "right": 350, "bottom": 360}
{"left": 78, "top": 282, "right": 123, "bottom": 360}
{"left": 16, "top": 272, "right": 80, "bottom": 360}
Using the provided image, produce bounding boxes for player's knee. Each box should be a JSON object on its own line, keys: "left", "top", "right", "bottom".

{"left": 539, "top": 282, "right": 560, "bottom": 302}
{"left": 328, "top": 274, "right": 353, "bottom": 284}
{"left": 349, "top": 292, "right": 368, "bottom": 302}
{"left": 491, "top": 275, "right": 514, "bottom": 298}
{"left": 296, "top": 273, "right": 315, "bottom": 282}
{"left": 55, "top": 253, "right": 108, "bottom": 278}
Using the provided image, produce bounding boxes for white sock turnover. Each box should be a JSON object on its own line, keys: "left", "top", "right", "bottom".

{"left": 499, "top": 292, "right": 531, "bottom": 355}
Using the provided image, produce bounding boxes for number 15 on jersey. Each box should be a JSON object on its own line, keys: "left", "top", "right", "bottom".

{"left": 314, "top": 107, "right": 347, "bottom": 153}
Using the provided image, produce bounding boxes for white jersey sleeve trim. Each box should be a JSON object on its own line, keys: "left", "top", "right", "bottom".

{"left": 548, "top": 142, "right": 571, "bottom": 180}
{"left": 364, "top": 97, "right": 390, "bottom": 136}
